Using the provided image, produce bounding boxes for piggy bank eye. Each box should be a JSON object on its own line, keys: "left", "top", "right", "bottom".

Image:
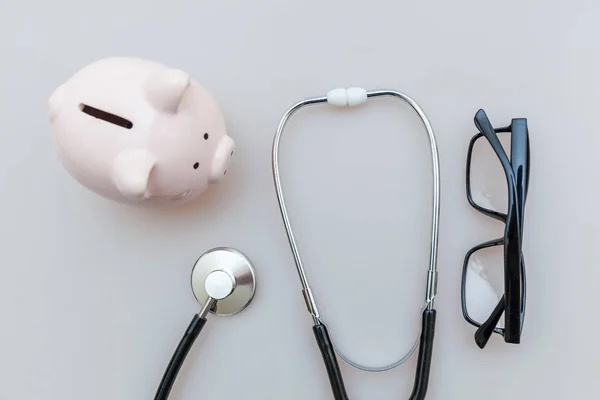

{"left": 203, "top": 133, "right": 209, "bottom": 140}
{"left": 193, "top": 162, "right": 199, "bottom": 170}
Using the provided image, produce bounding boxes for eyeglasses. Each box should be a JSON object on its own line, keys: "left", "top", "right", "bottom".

{"left": 461, "top": 109, "right": 530, "bottom": 349}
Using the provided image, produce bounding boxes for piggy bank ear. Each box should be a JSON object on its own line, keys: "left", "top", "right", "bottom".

{"left": 144, "top": 69, "right": 190, "bottom": 113}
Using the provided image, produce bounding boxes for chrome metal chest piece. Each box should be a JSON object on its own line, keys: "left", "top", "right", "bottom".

{"left": 154, "top": 247, "right": 257, "bottom": 400}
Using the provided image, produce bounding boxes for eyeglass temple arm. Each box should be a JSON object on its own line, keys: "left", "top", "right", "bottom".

{"left": 474, "top": 295, "right": 505, "bottom": 349}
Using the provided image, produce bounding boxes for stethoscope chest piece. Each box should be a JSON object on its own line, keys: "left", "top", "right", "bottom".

{"left": 191, "top": 247, "right": 257, "bottom": 316}
{"left": 155, "top": 247, "right": 257, "bottom": 400}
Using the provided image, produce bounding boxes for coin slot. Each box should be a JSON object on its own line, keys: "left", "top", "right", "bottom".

{"left": 79, "top": 103, "right": 133, "bottom": 129}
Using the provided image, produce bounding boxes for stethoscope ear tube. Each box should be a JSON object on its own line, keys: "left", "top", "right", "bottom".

{"left": 273, "top": 89, "right": 441, "bottom": 399}
{"left": 408, "top": 309, "right": 437, "bottom": 400}
{"left": 313, "top": 323, "right": 349, "bottom": 400}
{"left": 154, "top": 314, "right": 208, "bottom": 400}
{"left": 313, "top": 309, "right": 437, "bottom": 400}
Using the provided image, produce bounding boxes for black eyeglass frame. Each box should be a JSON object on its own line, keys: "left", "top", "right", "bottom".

{"left": 460, "top": 109, "right": 530, "bottom": 349}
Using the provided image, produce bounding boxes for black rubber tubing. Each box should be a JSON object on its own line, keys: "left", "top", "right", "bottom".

{"left": 408, "top": 309, "right": 437, "bottom": 400}
{"left": 154, "top": 311, "right": 436, "bottom": 400}
{"left": 314, "top": 309, "right": 437, "bottom": 400}
{"left": 154, "top": 314, "right": 207, "bottom": 400}
{"left": 313, "top": 324, "right": 349, "bottom": 400}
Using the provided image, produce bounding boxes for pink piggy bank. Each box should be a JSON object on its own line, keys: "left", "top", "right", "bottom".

{"left": 48, "top": 57, "right": 235, "bottom": 208}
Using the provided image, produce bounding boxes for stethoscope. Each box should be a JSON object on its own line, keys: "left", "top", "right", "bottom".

{"left": 272, "top": 88, "right": 441, "bottom": 400}
{"left": 153, "top": 247, "right": 257, "bottom": 400}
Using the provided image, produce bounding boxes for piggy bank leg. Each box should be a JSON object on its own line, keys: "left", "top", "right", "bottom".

{"left": 209, "top": 136, "right": 235, "bottom": 182}
{"left": 112, "top": 149, "right": 157, "bottom": 199}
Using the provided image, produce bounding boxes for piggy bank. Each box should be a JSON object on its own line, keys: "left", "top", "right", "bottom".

{"left": 48, "top": 57, "right": 235, "bottom": 208}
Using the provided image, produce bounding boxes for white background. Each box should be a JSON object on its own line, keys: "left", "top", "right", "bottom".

{"left": 0, "top": 1, "right": 597, "bottom": 399}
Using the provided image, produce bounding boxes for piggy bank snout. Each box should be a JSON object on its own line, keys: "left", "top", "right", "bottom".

{"left": 112, "top": 149, "right": 157, "bottom": 199}
{"left": 210, "top": 136, "right": 235, "bottom": 182}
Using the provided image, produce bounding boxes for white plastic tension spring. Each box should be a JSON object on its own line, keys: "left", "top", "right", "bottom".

{"left": 326, "top": 87, "right": 368, "bottom": 107}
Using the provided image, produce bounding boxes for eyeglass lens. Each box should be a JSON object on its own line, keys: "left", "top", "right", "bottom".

{"left": 468, "top": 132, "right": 512, "bottom": 216}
